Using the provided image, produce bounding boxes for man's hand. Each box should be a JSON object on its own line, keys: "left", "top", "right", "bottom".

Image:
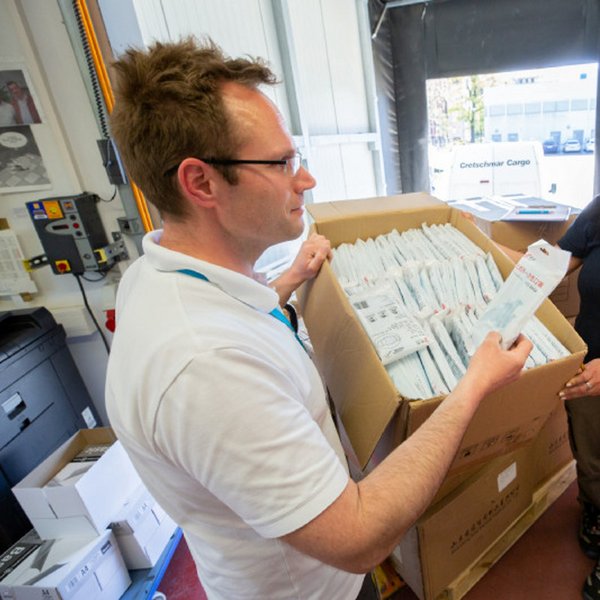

{"left": 271, "top": 234, "right": 332, "bottom": 305}
{"left": 559, "top": 358, "right": 600, "bottom": 400}
{"left": 463, "top": 332, "right": 533, "bottom": 398}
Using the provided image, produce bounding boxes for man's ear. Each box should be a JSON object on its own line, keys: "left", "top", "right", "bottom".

{"left": 177, "top": 158, "right": 220, "bottom": 208}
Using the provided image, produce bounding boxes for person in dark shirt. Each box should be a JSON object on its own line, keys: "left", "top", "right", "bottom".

{"left": 557, "top": 194, "right": 600, "bottom": 600}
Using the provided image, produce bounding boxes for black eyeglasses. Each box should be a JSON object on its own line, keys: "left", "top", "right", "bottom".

{"left": 164, "top": 153, "right": 303, "bottom": 177}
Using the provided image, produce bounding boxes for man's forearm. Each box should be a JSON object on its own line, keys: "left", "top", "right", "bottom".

{"left": 270, "top": 269, "right": 303, "bottom": 306}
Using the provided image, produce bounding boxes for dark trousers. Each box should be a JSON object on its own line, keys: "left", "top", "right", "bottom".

{"left": 565, "top": 393, "right": 600, "bottom": 508}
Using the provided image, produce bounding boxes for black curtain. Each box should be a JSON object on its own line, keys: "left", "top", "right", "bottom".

{"left": 370, "top": 0, "right": 600, "bottom": 195}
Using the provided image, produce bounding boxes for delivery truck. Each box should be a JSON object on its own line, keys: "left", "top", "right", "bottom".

{"left": 432, "top": 141, "right": 546, "bottom": 201}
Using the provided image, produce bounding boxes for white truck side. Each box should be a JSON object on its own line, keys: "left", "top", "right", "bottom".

{"left": 432, "top": 141, "right": 545, "bottom": 200}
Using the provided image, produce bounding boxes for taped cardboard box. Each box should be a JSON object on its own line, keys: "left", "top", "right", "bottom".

{"left": 389, "top": 447, "right": 534, "bottom": 600}
{"left": 531, "top": 404, "right": 573, "bottom": 489}
{"left": 548, "top": 268, "right": 581, "bottom": 319}
{"left": 473, "top": 217, "right": 576, "bottom": 254}
{"left": 12, "top": 428, "right": 142, "bottom": 540}
{"left": 0, "top": 530, "right": 130, "bottom": 600}
{"left": 298, "top": 193, "right": 586, "bottom": 475}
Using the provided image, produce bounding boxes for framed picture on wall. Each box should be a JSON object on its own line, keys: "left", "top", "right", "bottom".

{"left": 0, "top": 125, "right": 51, "bottom": 193}
{"left": 0, "top": 66, "right": 42, "bottom": 126}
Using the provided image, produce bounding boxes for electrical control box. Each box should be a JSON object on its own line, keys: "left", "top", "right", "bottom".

{"left": 25, "top": 193, "right": 127, "bottom": 275}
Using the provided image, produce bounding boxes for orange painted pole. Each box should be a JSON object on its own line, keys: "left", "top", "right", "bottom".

{"left": 76, "top": 0, "right": 155, "bottom": 232}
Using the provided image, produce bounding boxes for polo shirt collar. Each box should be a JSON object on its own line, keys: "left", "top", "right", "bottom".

{"left": 142, "top": 230, "right": 280, "bottom": 315}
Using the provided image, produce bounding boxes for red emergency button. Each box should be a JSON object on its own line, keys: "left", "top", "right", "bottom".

{"left": 55, "top": 259, "right": 71, "bottom": 273}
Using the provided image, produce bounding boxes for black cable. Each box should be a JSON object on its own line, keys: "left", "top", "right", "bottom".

{"left": 98, "top": 186, "right": 118, "bottom": 202}
{"left": 82, "top": 270, "right": 107, "bottom": 282}
{"left": 74, "top": 273, "right": 111, "bottom": 354}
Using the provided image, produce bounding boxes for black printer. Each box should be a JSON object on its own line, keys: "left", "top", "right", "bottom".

{"left": 0, "top": 307, "right": 100, "bottom": 552}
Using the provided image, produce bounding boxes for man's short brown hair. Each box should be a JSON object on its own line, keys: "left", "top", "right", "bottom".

{"left": 110, "top": 37, "right": 277, "bottom": 218}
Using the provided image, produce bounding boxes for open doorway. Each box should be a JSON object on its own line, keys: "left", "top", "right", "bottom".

{"left": 427, "top": 63, "right": 597, "bottom": 209}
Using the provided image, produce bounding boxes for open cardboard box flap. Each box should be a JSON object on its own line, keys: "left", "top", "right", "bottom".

{"left": 298, "top": 195, "right": 586, "bottom": 471}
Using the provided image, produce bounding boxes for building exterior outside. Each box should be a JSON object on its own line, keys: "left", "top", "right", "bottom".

{"left": 483, "top": 64, "right": 597, "bottom": 150}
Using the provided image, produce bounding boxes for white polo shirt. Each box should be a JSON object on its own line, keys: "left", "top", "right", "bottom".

{"left": 106, "top": 231, "right": 363, "bottom": 600}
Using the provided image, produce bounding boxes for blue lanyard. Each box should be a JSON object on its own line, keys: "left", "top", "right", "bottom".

{"left": 177, "top": 268, "right": 306, "bottom": 350}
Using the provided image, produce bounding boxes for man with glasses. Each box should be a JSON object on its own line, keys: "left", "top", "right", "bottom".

{"left": 106, "top": 38, "right": 531, "bottom": 600}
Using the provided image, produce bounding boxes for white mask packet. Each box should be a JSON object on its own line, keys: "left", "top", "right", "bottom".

{"left": 349, "top": 285, "right": 430, "bottom": 365}
{"left": 471, "top": 240, "right": 571, "bottom": 350}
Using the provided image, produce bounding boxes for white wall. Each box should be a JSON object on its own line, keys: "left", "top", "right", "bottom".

{"left": 0, "top": 0, "right": 139, "bottom": 425}
{"left": 108, "top": 0, "right": 383, "bottom": 204}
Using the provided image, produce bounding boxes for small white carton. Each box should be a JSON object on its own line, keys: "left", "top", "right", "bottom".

{"left": 12, "top": 428, "right": 142, "bottom": 540}
{"left": 110, "top": 486, "right": 178, "bottom": 570}
{"left": 0, "top": 530, "right": 130, "bottom": 600}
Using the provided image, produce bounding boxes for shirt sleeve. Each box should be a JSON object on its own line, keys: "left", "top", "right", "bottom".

{"left": 154, "top": 346, "right": 349, "bottom": 539}
{"left": 558, "top": 196, "right": 600, "bottom": 258}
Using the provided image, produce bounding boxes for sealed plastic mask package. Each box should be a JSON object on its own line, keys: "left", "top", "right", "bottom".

{"left": 387, "top": 351, "right": 434, "bottom": 399}
{"left": 452, "top": 260, "right": 477, "bottom": 308}
{"left": 471, "top": 240, "right": 571, "bottom": 350}
{"left": 404, "top": 264, "right": 433, "bottom": 314}
{"left": 427, "top": 262, "right": 450, "bottom": 310}
{"left": 430, "top": 315, "right": 468, "bottom": 379}
{"left": 524, "top": 317, "right": 570, "bottom": 361}
{"left": 417, "top": 346, "right": 450, "bottom": 396}
{"left": 349, "top": 285, "right": 430, "bottom": 365}
{"left": 474, "top": 254, "right": 497, "bottom": 302}
{"left": 447, "top": 310, "right": 475, "bottom": 366}
{"left": 420, "top": 320, "right": 459, "bottom": 390}
{"left": 393, "top": 274, "right": 421, "bottom": 314}
{"left": 485, "top": 252, "right": 504, "bottom": 291}
{"left": 463, "top": 257, "right": 487, "bottom": 307}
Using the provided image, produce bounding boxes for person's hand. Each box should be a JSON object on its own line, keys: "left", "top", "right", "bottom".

{"left": 270, "top": 234, "right": 332, "bottom": 305}
{"left": 465, "top": 332, "right": 533, "bottom": 397}
{"left": 559, "top": 358, "right": 600, "bottom": 400}
{"left": 287, "top": 233, "right": 332, "bottom": 283}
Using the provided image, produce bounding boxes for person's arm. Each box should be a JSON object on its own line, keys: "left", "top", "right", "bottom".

{"left": 270, "top": 233, "right": 332, "bottom": 306}
{"left": 282, "top": 332, "right": 532, "bottom": 573}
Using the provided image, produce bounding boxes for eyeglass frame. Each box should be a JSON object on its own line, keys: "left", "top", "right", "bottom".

{"left": 164, "top": 151, "right": 303, "bottom": 178}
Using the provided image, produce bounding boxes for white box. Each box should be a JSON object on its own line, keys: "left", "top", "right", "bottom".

{"left": 12, "top": 428, "right": 142, "bottom": 539}
{"left": 110, "top": 487, "right": 178, "bottom": 569}
{"left": 0, "top": 530, "right": 130, "bottom": 600}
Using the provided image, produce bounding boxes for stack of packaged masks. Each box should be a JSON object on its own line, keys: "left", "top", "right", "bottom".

{"left": 331, "top": 223, "right": 571, "bottom": 400}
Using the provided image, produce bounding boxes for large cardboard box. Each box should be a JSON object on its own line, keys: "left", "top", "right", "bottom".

{"left": 110, "top": 486, "right": 178, "bottom": 570}
{"left": 531, "top": 404, "right": 573, "bottom": 489}
{"left": 12, "top": 428, "right": 142, "bottom": 540}
{"left": 298, "top": 193, "right": 586, "bottom": 474}
{"left": 389, "top": 448, "right": 534, "bottom": 600}
{"left": 548, "top": 268, "right": 581, "bottom": 319}
{"left": 0, "top": 530, "right": 130, "bottom": 600}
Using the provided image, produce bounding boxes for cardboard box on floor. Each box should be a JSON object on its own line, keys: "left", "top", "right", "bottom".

{"left": 0, "top": 530, "right": 130, "bottom": 600}
{"left": 298, "top": 193, "right": 586, "bottom": 475}
{"left": 531, "top": 404, "right": 573, "bottom": 489}
{"left": 12, "top": 428, "right": 142, "bottom": 540}
{"left": 389, "top": 447, "right": 534, "bottom": 600}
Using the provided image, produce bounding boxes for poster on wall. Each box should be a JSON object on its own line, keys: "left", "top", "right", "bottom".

{"left": 0, "top": 126, "right": 51, "bottom": 193}
{"left": 0, "top": 67, "right": 42, "bottom": 126}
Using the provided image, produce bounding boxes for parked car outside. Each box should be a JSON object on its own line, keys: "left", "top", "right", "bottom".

{"left": 543, "top": 139, "right": 560, "bottom": 154}
{"left": 563, "top": 138, "right": 582, "bottom": 153}
{"left": 584, "top": 138, "right": 595, "bottom": 153}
